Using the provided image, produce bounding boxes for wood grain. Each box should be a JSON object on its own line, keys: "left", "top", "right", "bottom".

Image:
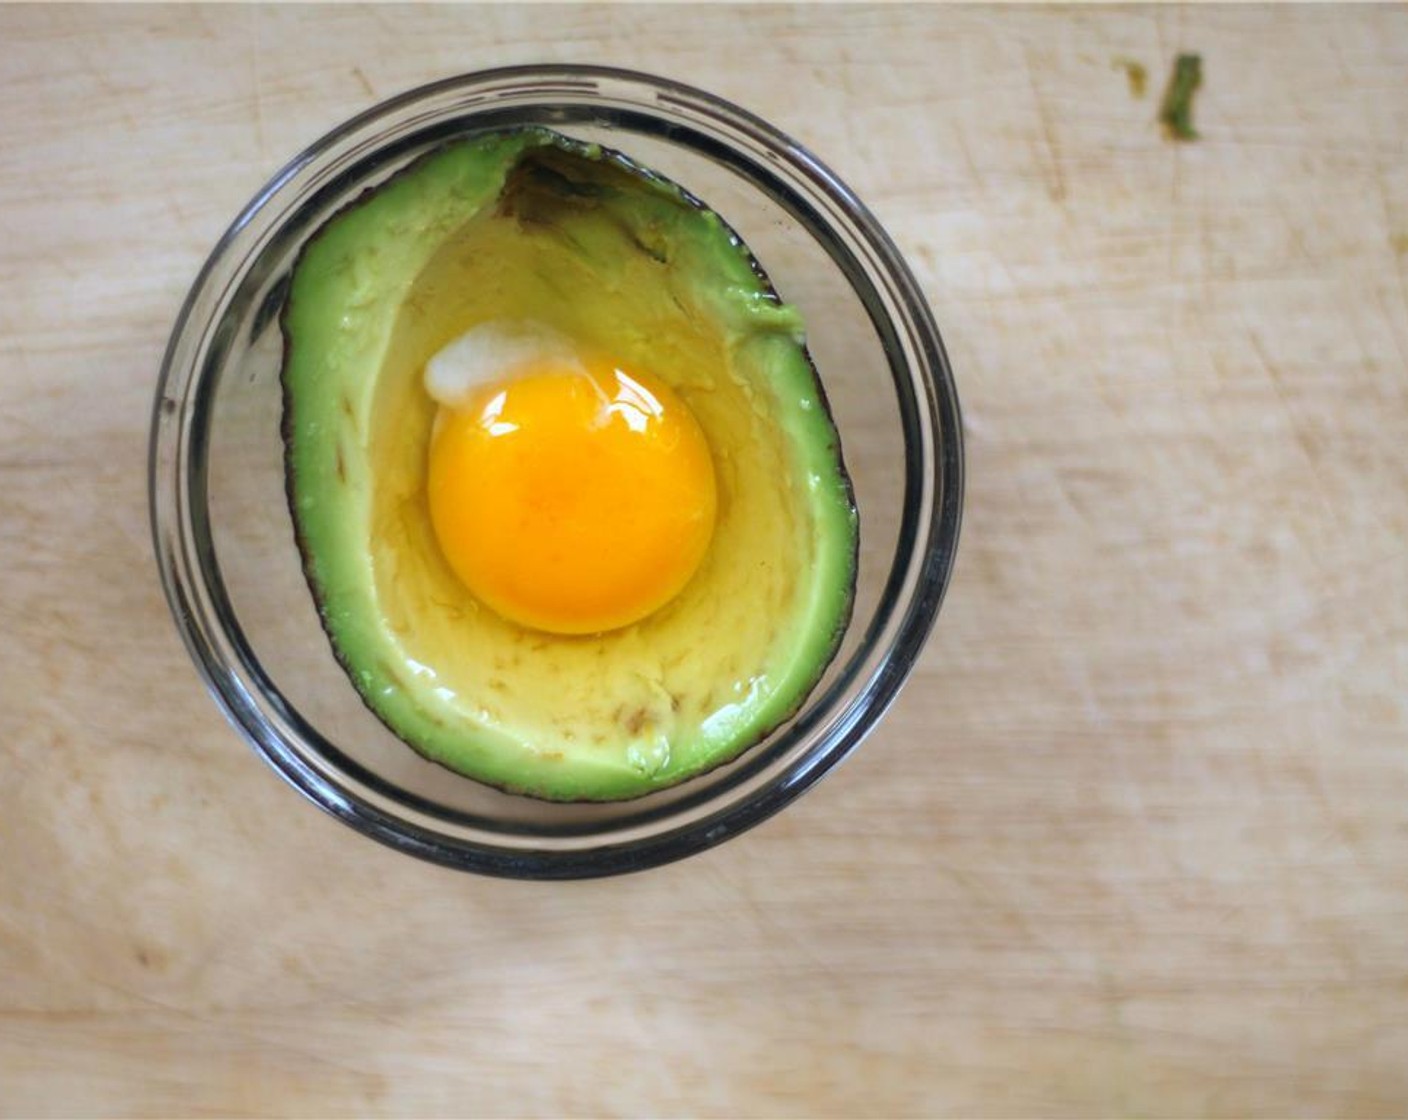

{"left": 2, "top": 4, "right": 1407, "bottom": 1116}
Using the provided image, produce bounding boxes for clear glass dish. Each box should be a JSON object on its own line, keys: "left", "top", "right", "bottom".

{"left": 148, "top": 65, "right": 964, "bottom": 879}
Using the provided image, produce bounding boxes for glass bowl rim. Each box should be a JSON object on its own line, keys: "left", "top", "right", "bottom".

{"left": 148, "top": 63, "right": 964, "bottom": 879}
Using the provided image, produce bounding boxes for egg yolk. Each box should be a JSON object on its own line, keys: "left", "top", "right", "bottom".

{"left": 427, "top": 361, "right": 718, "bottom": 635}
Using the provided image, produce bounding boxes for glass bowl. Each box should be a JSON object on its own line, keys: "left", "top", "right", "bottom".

{"left": 149, "top": 65, "right": 964, "bottom": 879}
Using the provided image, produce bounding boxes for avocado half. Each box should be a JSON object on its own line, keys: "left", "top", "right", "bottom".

{"left": 281, "top": 128, "right": 857, "bottom": 801}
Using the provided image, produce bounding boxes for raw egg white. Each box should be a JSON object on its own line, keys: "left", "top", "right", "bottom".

{"left": 424, "top": 321, "right": 583, "bottom": 407}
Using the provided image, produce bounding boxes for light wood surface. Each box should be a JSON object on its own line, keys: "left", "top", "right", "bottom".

{"left": 4, "top": 4, "right": 1408, "bottom": 1116}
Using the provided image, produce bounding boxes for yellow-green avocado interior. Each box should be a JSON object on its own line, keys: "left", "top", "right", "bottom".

{"left": 281, "top": 128, "right": 857, "bottom": 800}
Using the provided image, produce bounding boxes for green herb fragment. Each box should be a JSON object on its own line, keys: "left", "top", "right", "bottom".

{"left": 1160, "top": 53, "right": 1202, "bottom": 141}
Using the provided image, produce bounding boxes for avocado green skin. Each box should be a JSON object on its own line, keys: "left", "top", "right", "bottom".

{"left": 281, "top": 128, "right": 857, "bottom": 801}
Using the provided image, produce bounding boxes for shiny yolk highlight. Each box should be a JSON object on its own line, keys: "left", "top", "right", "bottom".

{"left": 427, "top": 362, "right": 717, "bottom": 635}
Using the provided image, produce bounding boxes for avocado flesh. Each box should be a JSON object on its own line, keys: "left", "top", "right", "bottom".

{"left": 282, "top": 129, "right": 857, "bottom": 801}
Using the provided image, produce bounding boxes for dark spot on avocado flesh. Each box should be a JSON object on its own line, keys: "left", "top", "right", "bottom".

{"left": 498, "top": 147, "right": 671, "bottom": 264}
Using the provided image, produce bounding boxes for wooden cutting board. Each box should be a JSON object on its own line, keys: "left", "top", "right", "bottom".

{"left": 2, "top": 5, "right": 1406, "bottom": 1116}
